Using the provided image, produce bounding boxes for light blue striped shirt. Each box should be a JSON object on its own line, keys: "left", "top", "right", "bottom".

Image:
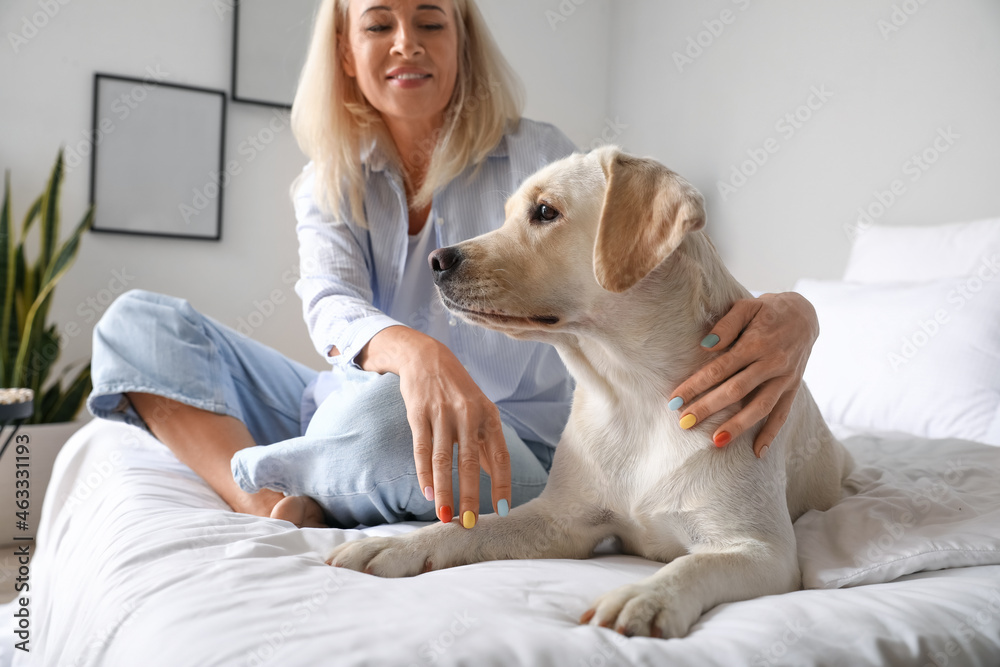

{"left": 293, "top": 119, "right": 578, "bottom": 448}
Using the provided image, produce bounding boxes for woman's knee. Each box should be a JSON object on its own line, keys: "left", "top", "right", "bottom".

{"left": 305, "top": 369, "right": 409, "bottom": 442}
{"left": 97, "top": 289, "right": 189, "bottom": 329}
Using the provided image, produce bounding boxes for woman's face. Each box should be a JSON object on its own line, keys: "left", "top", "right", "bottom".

{"left": 342, "top": 0, "right": 460, "bottom": 133}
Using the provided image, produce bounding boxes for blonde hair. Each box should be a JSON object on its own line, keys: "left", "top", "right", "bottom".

{"left": 290, "top": 0, "right": 524, "bottom": 225}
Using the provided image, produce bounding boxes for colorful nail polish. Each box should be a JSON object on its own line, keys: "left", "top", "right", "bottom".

{"left": 497, "top": 498, "right": 509, "bottom": 517}
{"left": 438, "top": 505, "right": 452, "bottom": 523}
{"left": 680, "top": 414, "right": 697, "bottom": 430}
{"left": 668, "top": 396, "right": 684, "bottom": 411}
{"left": 463, "top": 510, "right": 477, "bottom": 529}
{"left": 713, "top": 431, "right": 732, "bottom": 448}
{"left": 423, "top": 486, "right": 434, "bottom": 502}
{"left": 701, "top": 333, "right": 721, "bottom": 348}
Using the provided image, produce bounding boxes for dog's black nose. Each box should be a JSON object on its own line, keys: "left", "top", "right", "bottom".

{"left": 429, "top": 246, "right": 463, "bottom": 282}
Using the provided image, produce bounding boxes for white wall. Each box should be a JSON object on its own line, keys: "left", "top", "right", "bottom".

{"left": 0, "top": 0, "right": 611, "bottom": 381}
{"left": 607, "top": 0, "right": 1000, "bottom": 291}
{"left": 2, "top": 0, "right": 998, "bottom": 386}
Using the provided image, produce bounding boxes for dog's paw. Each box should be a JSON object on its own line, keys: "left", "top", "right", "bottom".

{"left": 580, "top": 582, "right": 700, "bottom": 639}
{"left": 325, "top": 535, "right": 437, "bottom": 578}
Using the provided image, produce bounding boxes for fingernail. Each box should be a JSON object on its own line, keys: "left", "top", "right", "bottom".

{"left": 713, "top": 431, "right": 732, "bottom": 448}
{"left": 758, "top": 444, "right": 769, "bottom": 459}
{"left": 462, "top": 510, "right": 477, "bottom": 529}
{"left": 701, "top": 333, "right": 720, "bottom": 348}
{"left": 668, "top": 396, "right": 684, "bottom": 411}
{"left": 438, "top": 505, "right": 452, "bottom": 523}
{"left": 423, "top": 486, "right": 434, "bottom": 502}
{"left": 497, "top": 498, "right": 509, "bottom": 517}
{"left": 680, "top": 414, "right": 697, "bottom": 430}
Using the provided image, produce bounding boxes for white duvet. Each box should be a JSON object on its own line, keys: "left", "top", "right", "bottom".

{"left": 3, "top": 420, "right": 1000, "bottom": 667}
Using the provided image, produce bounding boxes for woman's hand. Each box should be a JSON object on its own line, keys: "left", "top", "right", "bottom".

{"left": 359, "top": 326, "right": 510, "bottom": 529}
{"left": 668, "top": 292, "right": 819, "bottom": 458}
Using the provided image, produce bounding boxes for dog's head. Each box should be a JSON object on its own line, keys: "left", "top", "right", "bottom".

{"left": 430, "top": 146, "right": 705, "bottom": 337}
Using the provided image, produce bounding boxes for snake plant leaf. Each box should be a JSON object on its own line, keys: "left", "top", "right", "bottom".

{"left": 1, "top": 171, "right": 11, "bottom": 383}
{"left": 24, "top": 324, "right": 60, "bottom": 399}
{"left": 19, "top": 194, "right": 42, "bottom": 244}
{"left": 39, "top": 149, "right": 64, "bottom": 274}
{"left": 46, "top": 363, "right": 92, "bottom": 424}
{"left": 38, "top": 381, "right": 60, "bottom": 420}
{"left": 12, "top": 202, "right": 93, "bottom": 387}
{"left": 5, "top": 152, "right": 92, "bottom": 423}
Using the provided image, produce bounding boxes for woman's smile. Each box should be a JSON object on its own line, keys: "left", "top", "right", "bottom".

{"left": 386, "top": 66, "right": 434, "bottom": 88}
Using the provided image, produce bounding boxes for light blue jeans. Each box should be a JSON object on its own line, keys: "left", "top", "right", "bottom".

{"left": 87, "top": 290, "right": 553, "bottom": 528}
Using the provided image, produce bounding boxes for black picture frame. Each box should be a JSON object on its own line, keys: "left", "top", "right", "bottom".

{"left": 231, "top": 0, "right": 320, "bottom": 109}
{"left": 89, "top": 73, "right": 227, "bottom": 241}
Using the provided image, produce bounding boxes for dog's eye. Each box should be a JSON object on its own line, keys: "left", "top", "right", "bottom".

{"left": 533, "top": 203, "right": 560, "bottom": 223}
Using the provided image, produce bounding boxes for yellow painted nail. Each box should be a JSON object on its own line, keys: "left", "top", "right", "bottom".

{"left": 462, "top": 510, "right": 476, "bottom": 529}
{"left": 679, "top": 414, "right": 697, "bottom": 430}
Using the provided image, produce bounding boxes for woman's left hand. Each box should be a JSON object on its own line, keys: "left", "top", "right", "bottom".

{"left": 668, "top": 292, "right": 819, "bottom": 458}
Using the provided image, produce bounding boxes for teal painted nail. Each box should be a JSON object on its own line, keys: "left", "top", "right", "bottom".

{"left": 668, "top": 396, "right": 684, "bottom": 411}
{"left": 701, "top": 333, "right": 721, "bottom": 348}
{"left": 498, "top": 498, "right": 509, "bottom": 517}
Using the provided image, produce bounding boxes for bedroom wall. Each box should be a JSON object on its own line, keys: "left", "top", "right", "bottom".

{"left": 2, "top": 0, "right": 997, "bottom": 387}
{"left": 0, "top": 0, "right": 612, "bottom": 379}
{"left": 606, "top": 0, "right": 1000, "bottom": 292}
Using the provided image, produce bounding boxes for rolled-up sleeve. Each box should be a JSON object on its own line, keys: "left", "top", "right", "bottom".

{"left": 293, "top": 167, "right": 402, "bottom": 367}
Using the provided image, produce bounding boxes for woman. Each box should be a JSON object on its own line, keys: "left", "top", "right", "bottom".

{"left": 88, "top": 0, "right": 818, "bottom": 530}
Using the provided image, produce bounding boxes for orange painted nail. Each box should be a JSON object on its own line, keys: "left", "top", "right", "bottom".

{"left": 438, "top": 505, "right": 452, "bottom": 523}
{"left": 714, "top": 431, "right": 732, "bottom": 448}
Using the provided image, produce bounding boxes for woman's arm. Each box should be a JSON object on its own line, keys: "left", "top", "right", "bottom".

{"left": 358, "top": 326, "right": 510, "bottom": 529}
{"left": 667, "top": 292, "right": 819, "bottom": 457}
{"left": 294, "top": 169, "right": 509, "bottom": 529}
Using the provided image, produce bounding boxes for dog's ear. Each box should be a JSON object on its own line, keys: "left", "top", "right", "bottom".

{"left": 593, "top": 147, "right": 706, "bottom": 293}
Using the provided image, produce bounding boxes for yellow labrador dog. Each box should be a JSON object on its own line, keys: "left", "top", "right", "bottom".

{"left": 327, "top": 146, "right": 853, "bottom": 639}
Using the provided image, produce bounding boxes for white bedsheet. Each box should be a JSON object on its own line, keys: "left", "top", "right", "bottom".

{"left": 3, "top": 420, "right": 1000, "bottom": 666}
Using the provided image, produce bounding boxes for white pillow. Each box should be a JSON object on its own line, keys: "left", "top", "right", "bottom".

{"left": 794, "top": 277, "right": 1000, "bottom": 446}
{"left": 843, "top": 217, "right": 1000, "bottom": 283}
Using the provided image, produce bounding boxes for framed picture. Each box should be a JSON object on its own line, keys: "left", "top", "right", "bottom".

{"left": 89, "top": 73, "right": 227, "bottom": 241}
{"left": 232, "top": 0, "right": 321, "bottom": 108}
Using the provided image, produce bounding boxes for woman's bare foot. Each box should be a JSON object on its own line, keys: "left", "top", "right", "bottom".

{"left": 270, "top": 495, "right": 329, "bottom": 528}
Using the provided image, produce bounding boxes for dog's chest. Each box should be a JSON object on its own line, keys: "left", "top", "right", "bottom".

{"left": 568, "top": 404, "right": 697, "bottom": 560}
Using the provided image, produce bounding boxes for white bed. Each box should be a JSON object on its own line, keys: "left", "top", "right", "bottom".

{"left": 4, "top": 219, "right": 1000, "bottom": 666}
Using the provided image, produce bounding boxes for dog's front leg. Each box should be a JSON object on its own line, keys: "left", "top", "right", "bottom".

{"left": 583, "top": 536, "right": 799, "bottom": 639}
{"left": 326, "top": 494, "right": 610, "bottom": 577}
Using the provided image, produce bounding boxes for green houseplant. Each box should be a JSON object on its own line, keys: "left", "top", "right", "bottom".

{"left": 1, "top": 149, "right": 94, "bottom": 424}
